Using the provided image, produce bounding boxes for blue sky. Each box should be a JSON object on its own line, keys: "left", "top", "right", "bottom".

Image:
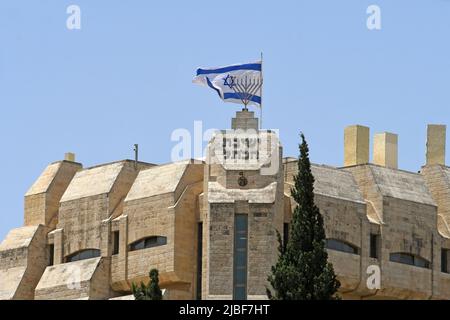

{"left": 1, "top": 0, "right": 449, "bottom": 240}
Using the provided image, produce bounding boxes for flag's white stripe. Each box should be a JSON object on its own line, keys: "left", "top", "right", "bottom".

{"left": 196, "top": 62, "right": 261, "bottom": 76}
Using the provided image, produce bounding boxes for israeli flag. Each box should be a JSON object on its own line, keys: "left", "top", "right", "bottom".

{"left": 193, "top": 61, "right": 262, "bottom": 106}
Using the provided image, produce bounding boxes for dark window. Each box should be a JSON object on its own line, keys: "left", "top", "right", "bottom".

{"left": 233, "top": 138, "right": 238, "bottom": 159}
{"left": 66, "top": 249, "right": 100, "bottom": 262}
{"left": 112, "top": 231, "right": 120, "bottom": 255}
{"left": 223, "top": 138, "right": 228, "bottom": 160}
{"left": 326, "top": 239, "right": 359, "bottom": 255}
{"left": 442, "top": 249, "right": 449, "bottom": 273}
{"left": 196, "top": 222, "right": 203, "bottom": 300}
{"left": 283, "top": 223, "right": 289, "bottom": 249}
{"left": 257, "top": 138, "right": 260, "bottom": 160}
{"left": 129, "top": 236, "right": 167, "bottom": 252}
{"left": 370, "top": 234, "right": 379, "bottom": 259}
{"left": 390, "top": 252, "right": 414, "bottom": 265}
{"left": 233, "top": 214, "right": 248, "bottom": 300}
{"left": 390, "top": 252, "right": 430, "bottom": 269}
{"left": 48, "top": 244, "right": 54, "bottom": 266}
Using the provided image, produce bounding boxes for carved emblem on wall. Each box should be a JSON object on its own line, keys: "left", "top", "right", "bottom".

{"left": 238, "top": 171, "right": 248, "bottom": 187}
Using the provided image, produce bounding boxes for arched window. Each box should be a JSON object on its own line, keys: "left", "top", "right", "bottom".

{"left": 326, "top": 239, "right": 359, "bottom": 255}
{"left": 390, "top": 252, "right": 430, "bottom": 269}
{"left": 129, "top": 236, "right": 167, "bottom": 252}
{"left": 66, "top": 249, "right": 100, "bottom": 262}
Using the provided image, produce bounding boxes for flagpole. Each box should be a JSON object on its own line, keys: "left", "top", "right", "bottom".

{"left": 260, "top": 52, "right": 263, "bottom": 130}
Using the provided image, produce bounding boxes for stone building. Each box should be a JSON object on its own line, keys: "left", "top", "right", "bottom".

{"left": 1, "top": 110, "right": 450, "bottom": 300}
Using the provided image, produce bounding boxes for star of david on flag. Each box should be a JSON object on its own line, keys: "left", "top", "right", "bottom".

{"left": 193, "top": 61, "right": 262, "bottom": 107}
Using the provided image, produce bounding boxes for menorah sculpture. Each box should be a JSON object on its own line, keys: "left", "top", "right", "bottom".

{"left": 228, "top": 74, "right": 263, "bottom": 110}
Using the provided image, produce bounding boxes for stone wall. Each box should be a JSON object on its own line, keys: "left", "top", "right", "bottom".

{"left": 0, "top": 225, "right": 48, "bottom": 299}
{"left": 24, "top": 161, "right": 81, "bottom": 229}
{"left": 111, "top": 162, "right": 203, "bottom": 299}
{"left": 35, "top": 257, "right": 111, "bottom": 300}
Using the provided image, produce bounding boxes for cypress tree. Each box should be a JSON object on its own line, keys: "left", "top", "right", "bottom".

{"left": 132, "top": 268, "right": 163, "bottom": 300}
{"left": 267, "top": 133, "right": 340, "bottom": 300}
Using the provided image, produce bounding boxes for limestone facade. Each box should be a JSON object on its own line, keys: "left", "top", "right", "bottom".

{"left": 1, "top": 112, "right": 450, "bottom": 300}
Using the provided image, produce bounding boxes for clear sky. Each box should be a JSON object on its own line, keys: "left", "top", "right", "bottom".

{"left": 1, "top": 0, "right": 449, "bottom": 240}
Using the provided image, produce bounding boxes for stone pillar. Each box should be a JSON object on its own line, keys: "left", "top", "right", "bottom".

{"left": 426, "top": 124, "right": 446, "bottom": 166}
{"left": 344, "top": 125, "right": 370, "bottom": 167}
{"left": 53, "top": 229, "right": 64, "bottom": 264}
{"left": 203, "top": 108, "right": 283, "bottom": 299}
{"left": 373, "top": 132, "right": 398, "bottom": 169}
{"left": 100, "top": 219, "right": 111, "bottom": 257}
{"left": 118, "top": 215, "right": 128, "bottom": 287}
{"left": 64, "top": 152, "right": 76, "bottom": 162}
{"left": 24, "top": 160, "right": 81, "bottom": 228}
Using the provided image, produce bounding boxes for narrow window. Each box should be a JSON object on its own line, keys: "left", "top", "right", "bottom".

{"left": 48, "top": 244, "right": 54, "bottom": 266}
{"left": 257, "top": 138, "right": 260, "bottom": 160}
{"left": 442, "top": 249, "right": 449, "bottom": 273}
{"left": 244, "top": 138, "right": 250, "bottom": 160}
{"left": 196, "top": 222, "right": 203, "bottom": 300}
{"left": 370, "top": 234, "right": 379, "bottom": 259}
{"left": 233, "top": 138, "right": 238, "bottom": 159}
{"left": 66, "top": 249, "right": 101, "bottom": 262}
{"left": 326, "top": 239, "right": 359, "bottom": 255}
{"left": 233, "top": 214, "right": 248, "bottom": 300}
{"left": 112, "top": 231, "right": 120, "bottom": 255}
{"left": 129, "top": 236, "right": 167, "bottom": 252}
{"left": 283, "top": 223, "right": 290, "bottom": 249}
{"left": 390, "top": 252, "right": 414, "bottom": 265}
{"left": 390, "top": 252, "right": 430, "bottom": 269}
{"left": 223, "top": 137, "right": 227, "bottom": 160}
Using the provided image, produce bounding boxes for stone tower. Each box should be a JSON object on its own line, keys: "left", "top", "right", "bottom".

{"left": 202, "top": 109, "right": 284, "bottom": 299}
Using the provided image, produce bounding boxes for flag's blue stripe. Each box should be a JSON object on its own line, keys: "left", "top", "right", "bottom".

{"left": 206, "top": 77, "right": 222, "bottom": 99}
{"left": 223, "top": 93, "right": 261, "bottom": 104}
{"left": 196, "top": 63, "right": 261, "bottom": 76}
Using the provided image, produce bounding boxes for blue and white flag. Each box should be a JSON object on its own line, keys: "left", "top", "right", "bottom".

{"left": 193, "top": 61, "right": 262, "bottom": 106}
